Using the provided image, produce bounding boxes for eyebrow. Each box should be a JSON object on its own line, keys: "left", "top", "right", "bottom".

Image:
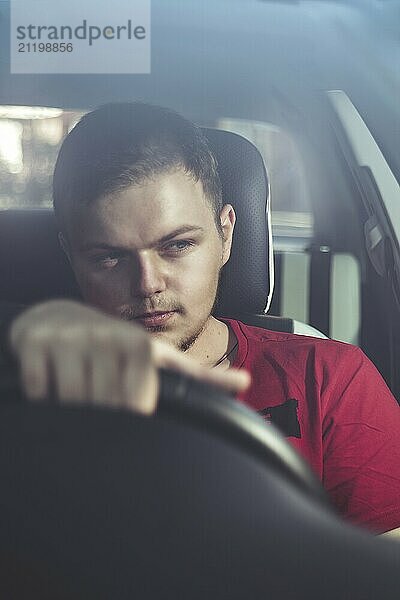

{"left": 79, "top": 225, "right": 205, "bottom": 252}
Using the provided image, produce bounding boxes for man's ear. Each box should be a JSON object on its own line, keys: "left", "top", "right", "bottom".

{"left": 58, "top": 232, "right": 72, "bottom": 265}
{"left": 219, "top": 204, "right": 236, "bottom": 266}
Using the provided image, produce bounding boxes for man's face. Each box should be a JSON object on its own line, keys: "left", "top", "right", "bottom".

{"left": 62, "top": 169, "right": 235, "bottom": 351}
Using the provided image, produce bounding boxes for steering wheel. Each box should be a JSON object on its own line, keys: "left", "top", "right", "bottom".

{"left": 1, "top": 367, "right": 400, "bottom": 600}
{"left": 157, "top": 369, "right": 329, "bottom": 507}
{"left": 1, "top": 360, "right": 327, "bottom": 506}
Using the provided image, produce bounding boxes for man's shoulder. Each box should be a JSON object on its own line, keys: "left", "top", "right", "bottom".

{"left": 225, "top": 317, "right": 365, "bottom": 373}
{"left": 230, "top": 317, "right": 359, "bottom": 353}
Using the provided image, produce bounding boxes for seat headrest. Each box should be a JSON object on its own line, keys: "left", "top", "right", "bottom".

{"left": 0, "top": 128, "right": 273, "bottom": 314}
{"left": 203, "top": 128, "right": 273, "bottom": 316}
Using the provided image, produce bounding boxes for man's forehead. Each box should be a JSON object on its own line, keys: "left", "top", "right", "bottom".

{"left": 68, "top": 171, "right": 215, "bottom": 250}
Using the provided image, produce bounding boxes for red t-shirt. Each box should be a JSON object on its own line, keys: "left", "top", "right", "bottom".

{"left": 224, "top": 318, "right": 400, "bottom": 534}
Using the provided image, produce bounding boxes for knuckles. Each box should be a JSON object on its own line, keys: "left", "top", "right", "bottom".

{"left": 10, "top": 304, "right": 157, "bottom": 411}
{"left": 16, "top": 316, "right": 153, "bottom": 363}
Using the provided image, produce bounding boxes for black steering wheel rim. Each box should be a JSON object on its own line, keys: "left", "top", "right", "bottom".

{"left": 2, "top": 365, "right": 400, "bottom": 600}
{"left": 0, "top": 360, "right": 330, "bottom": 509}
{"left": 157, "top": 369, "right": 330, "bottom": 509}
{"left": 1, "top": 355, "right": 329, "bottom": 508}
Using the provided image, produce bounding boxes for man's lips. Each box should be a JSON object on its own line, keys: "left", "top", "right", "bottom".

{"left": 134, "top": 311, "right": 177, "bottom": 326}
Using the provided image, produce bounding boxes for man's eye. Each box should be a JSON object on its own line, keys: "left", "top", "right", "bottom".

{"left": 163, "top": 240, "right": 193, "bottom": 254}
{"left": 93, "top": 253, "right": 122, "bottom": 267}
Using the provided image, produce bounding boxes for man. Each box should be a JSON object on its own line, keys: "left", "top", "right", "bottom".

{"left": 4, "top": 102, "right": 400, "bottom": 536}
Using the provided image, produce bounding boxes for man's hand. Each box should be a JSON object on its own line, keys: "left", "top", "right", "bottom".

{"left": 9, "top": 300, "right": 250, "bottom": 415}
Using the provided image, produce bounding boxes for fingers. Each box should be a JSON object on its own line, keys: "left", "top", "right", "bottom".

{"left": 18, "top": 326, "right": 157, "bottom": 416}
{"left": 152, "top": 340, "right": 251, "bottom": 394}
{"left": 19, "top": 340, "right": 48, "bottom": 400}
{"left": 52, "top": 342, "right": 87, "bottom": 403}
{"left": 18, "top": 332, "right": 249, "bottom": 413}
{"left": 48, "top": 332, "right": 157, "bottom": 415}
{"left": 88, "top": 349, "right": 118, "bottom": 406}
{"left": 10, "top": 300, "right": 251, "bottom": 417}
{"left": 194, "top": 365, "right": 251, "bottom": 394}
{"left": 121, "top": 357, "right": 159, "bottom": 415}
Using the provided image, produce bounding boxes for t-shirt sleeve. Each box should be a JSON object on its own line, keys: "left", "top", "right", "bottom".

{"left": 321, "top": 345, "right": 400, "bottom": 533}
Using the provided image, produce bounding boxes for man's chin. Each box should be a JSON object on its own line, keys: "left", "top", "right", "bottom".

{"left": 139, "top": 321, "right": 205, "bottom": 354}
{"left": 142, "top": 324, "right": 169, "bottom": 334}
{"left": 134, "top": 321, "right": 177, "bottom": 343}
{"left": 143, "top": 326, "right": 188, "bottom": 353}
{"left": 124, "top": 310, "right": 210, "bottom": 354}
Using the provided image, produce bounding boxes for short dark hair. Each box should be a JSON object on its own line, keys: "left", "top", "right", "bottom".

{"left": 53, "top": 102, "right": 223, "bottom": 235}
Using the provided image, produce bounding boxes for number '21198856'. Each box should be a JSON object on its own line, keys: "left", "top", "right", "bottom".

{"left": 18, "top": 43, "right": 73, "bottom": 52}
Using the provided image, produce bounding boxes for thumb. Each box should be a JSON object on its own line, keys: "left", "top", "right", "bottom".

{"left": 151, "top": 339, "right": 251, "bottom": 395}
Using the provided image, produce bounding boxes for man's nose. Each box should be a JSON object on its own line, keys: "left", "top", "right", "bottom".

{"left": 131, "top": 253, "right": 167, "bottom": 298}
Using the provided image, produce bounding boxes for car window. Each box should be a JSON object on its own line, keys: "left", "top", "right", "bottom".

{"left": 0, "top": 106, "right": 83, "bottom": 209}
{"left": 216, "top": 117, "right": 314, "bottom": 250}
{"left": 327, "top": 90, "right": 400, "bottom": 240}
{"left": 0, "top": 108, "right": 315, "bottom": 251}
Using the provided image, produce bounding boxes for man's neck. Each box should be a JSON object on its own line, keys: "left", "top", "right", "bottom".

{"left": 186, "top": 316, "right": 237, "bottom": 369}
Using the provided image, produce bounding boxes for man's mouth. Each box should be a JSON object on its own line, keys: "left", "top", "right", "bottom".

{"left": 134, "top": 311, "right": 177, "bottom": 327}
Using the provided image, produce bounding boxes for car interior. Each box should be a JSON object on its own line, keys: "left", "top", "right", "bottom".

{"left": 1, "top": 118, "right": 400, "bottom": 599}
{"left": 1, "top": 0, "right": 400, "bottom": 597}
{"left": 1, "top": 98, "right": 399, "bottom": 398}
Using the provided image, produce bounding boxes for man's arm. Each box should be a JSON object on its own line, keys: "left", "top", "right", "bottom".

{"left": 4, "top": 300, "right": 250, "bottom": 413}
